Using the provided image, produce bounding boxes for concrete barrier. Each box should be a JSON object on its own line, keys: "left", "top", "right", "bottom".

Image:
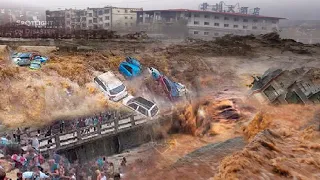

{"left": 57, "top": 122, "right": 156, "bottom": 163}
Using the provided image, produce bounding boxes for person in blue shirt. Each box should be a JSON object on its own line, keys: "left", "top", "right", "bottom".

{"left": 22, "top": 166, "right": 49, "bottom": 180}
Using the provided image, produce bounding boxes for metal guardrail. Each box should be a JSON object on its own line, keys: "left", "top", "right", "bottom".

{"left": 24, "top": 114, "right": 148, "bottom": 153}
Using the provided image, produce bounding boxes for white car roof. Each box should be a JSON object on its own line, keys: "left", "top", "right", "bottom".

{"left": 97, "top": 71, "right": 123, "bottom": 90}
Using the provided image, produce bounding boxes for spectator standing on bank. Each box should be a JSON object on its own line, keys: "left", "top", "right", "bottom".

{"left": 16, "top": 128, "right": 21, "bottom": 144}
{"left": 31, "top": 134, "right": 39, "bottom": 152}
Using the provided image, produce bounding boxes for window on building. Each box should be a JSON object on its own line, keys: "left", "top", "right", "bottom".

{"left": 262, "top": 27, "right": 267, "bottom": 30}
{"left": 76, "top": 25, "right": 80, "bottom": 29}
{"left": 224, "top": 24, "right": 229, "bottom": 27}
{"left": 194, "top": 21, "right": 199, "bottom": 25}
{"left": 214, "top": 16, "right": 219, "bottom": 19}
{"left": 224, "top": 17, "right": 229, "bottom": 20}
{"left": 82, "top": 17, "right": 86, "bottom": 21}
{"left": 214, "top": 23, "right": 219, "bottom": 26}
{"left": 98, "top": 10, "right": 103, "bottom": 15}
{"left": 104, "top": 9, "right": 110, "bottom": 14}
{"left": 264, "top": 85, "right": 279, "bottom": 101}
{"left": 243, "top": 19, "right": 248, "bottom": 22}
{"left": 234, "top": 18, "right": 239, "bottom": 21}
{"left": 125, "top": 23, "right": 128, "bottom": 26}
{"left": 131, "top": 23, "right": 133, "bottom": 26}
{"left": 66, "top": 21, "right": 70, "bottom": 25}
{"left": 125, "top": 16, "right": 128, "bottom": 19}
{"left": 194, "top": 31, "right": 199, "bottom": 35}
{"left": 204, "top": 22, "right": 210, "bottom": 25}
{"left": 234, "top": 25, "right": 238, "bottom": 28}
{"left": 99, "top": 17, "right": 103, "bottom": 22}
{"left": 272, "top": 20, "right": 277, "bottom": 24}
{"left": 105, "top": 23, "right": 110, "bottom": 27}
{"left": 82, "top": 23, "right": 86, "bottom": 28}
{"left": 243, "top": 25, "right": 248, "bottom": 29}
{"left": 118, "top": 10, "right": 120, "bottom": 13}
{"left": 252, "top": 26, "right": 257, "bottom": 30}
{"left": 194, "top": 14, "right": 200, "bottom": 18}
{"left": 253, "top": 19, "right": 258, "bottom": 23}
{"left": 125, "top": 9, "right": 128, "bottom": 13}
{"left": 105, "top": 16, "right": 109, "bottom": 20}
{"left": 89, "top": 13, "right": 93, "bottom": 17}
{"left": 94, "top": 25, "right": 98, "bottom": 29}
{"left": 204, "top": 14, "right": 210, "bottom": 18}
{"left": 214, "top": 32, "right": 219, "bottom": 36}
{"left": 204, "top": 32, "right": 209, "bottom": 35}
{"left": 131, "top": 16, "right": 133, "bottom": 19}
{"left": 66, "top": 14, "right": 70, "bottom": 18}
{"left": 93, "top": 18, "right": 97, "bottom": 23}
{"left": 89, "top": 20, "right": 93, "bottom": 24}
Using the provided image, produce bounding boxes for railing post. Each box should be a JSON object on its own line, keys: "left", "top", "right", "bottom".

{"left": 55, "top": 135, "right": 60, "bottom": 148}
{"left": 77, "top": 128, "right": 81, "bottom": 141}
{"left": 97, "top": 122, "right": 101, "bottom": 135}
{"left": 130, "top": 115, "right": 135, "bottom": 126}
{"left": 114, "top": 117, "right": 119, "bottom": 133}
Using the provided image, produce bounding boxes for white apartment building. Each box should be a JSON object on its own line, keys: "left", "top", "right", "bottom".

{"left": 46, "top": 6, "right": 141, "bottom": 30}
{"left": 111, "top": 7, "right": 142, "bottom": 30}
{"left": 64, "top": 7, "right": 112, "bottom": 30}
{"left": 187, "top": 10, "right": 283, "bottom": 39}
{"left": 137, "top": 9, "right": 284, "bottom": 39}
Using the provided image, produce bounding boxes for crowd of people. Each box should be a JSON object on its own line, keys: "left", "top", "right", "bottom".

{"left": 0, "top": 111, "right": 130, "bottom": 180}
{"left": 1, "top": 140, "right": 128, "bottom": 180}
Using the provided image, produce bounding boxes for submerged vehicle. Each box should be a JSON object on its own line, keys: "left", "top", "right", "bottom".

{"left": 13, "top": 53, "right": 32, "bottom": 66}
{"left": 29, "top": 60, "right": 41, "bottom": 70}
{"left": 119, "top": 57, "right": 142, "bottom": 79}
{"left": 148, "top": 67, "right": 187, "bottom": 100}
{"left": 11, "top": 52, "right": 22, "bottom": 59}
{"left": 123, "top": 96, "right": 159, "bottom": 117}
{"left": 33, "top": 55, "right": 49, "bottom": 63}
{"left": 94, "top": 71, "right": 128, "bottom": 102}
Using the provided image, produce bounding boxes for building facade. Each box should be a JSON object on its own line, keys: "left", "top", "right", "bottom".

{"left": 1, "top": 8, "right": 44, "bottom": 26}
{"left": 111, "top": 7, "right": 142, "bottom": 30}
{"left": 137, "top": 9, "right": 284, "bottom": 39}
{"left": 45, "top": 7, "right": 141, "bottom": 30}
{"left": 250, "top": 68, "right": 320, "bottom": 105}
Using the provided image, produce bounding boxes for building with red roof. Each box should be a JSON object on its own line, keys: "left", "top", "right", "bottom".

{"left": 136, "top": 9, "right": 285, "bottom": 39}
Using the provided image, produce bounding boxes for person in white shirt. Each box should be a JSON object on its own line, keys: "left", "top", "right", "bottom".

{"left": 100, "top": 172, "right": 107, "bottom": 180}
{"left": 22, "top": 166, "right": 49, "bottom": 180}
{"left": 31, "top": 134, "right": 40, "bottom": 152}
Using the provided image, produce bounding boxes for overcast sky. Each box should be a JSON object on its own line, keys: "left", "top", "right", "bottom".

{"left": 5, "top": 0, "right": 320, "bottom": 20}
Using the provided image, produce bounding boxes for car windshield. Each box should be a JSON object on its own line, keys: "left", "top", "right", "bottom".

{"left": 12, "top": 53, "right": 21, "bottom": 58}
{"left": 151, "top": 106, "right": 159, "bottom": 117}
{"left": 110, "top": 84, "right": 125, "bottom": 95}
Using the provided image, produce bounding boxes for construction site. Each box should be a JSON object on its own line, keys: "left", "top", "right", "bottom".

{"left": 0, "top": 9, "right": 320, "bottom": 180}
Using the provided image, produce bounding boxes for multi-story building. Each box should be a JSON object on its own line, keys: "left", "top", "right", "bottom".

{"left": 136, "top": 9, "right": 284, "bottom": 39}
{"left": 250, "top": 68, "right": 320, "bottom": 105}
{"left": 46, "top": 10, "right": 65, "bottom": 28}
{"left": 45, "top": 6, "right": 141, "bottom": 30}
{"left": 0, "top": 8, "right": 43, "bottom": 25}
{"left": 111, "top": 7, "right": 142, "bottom": 30}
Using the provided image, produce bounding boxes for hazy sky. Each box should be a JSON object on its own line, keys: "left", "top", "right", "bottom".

{"left": 6, "top": 0, "right": 320, "bottom": 20}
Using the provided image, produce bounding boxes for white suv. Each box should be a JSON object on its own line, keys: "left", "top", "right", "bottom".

{"left": 123, "top": 96, "right": 159, "bottom": 117}
{"left": 94, "top": 71, "right": 128, "bottom": 102}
